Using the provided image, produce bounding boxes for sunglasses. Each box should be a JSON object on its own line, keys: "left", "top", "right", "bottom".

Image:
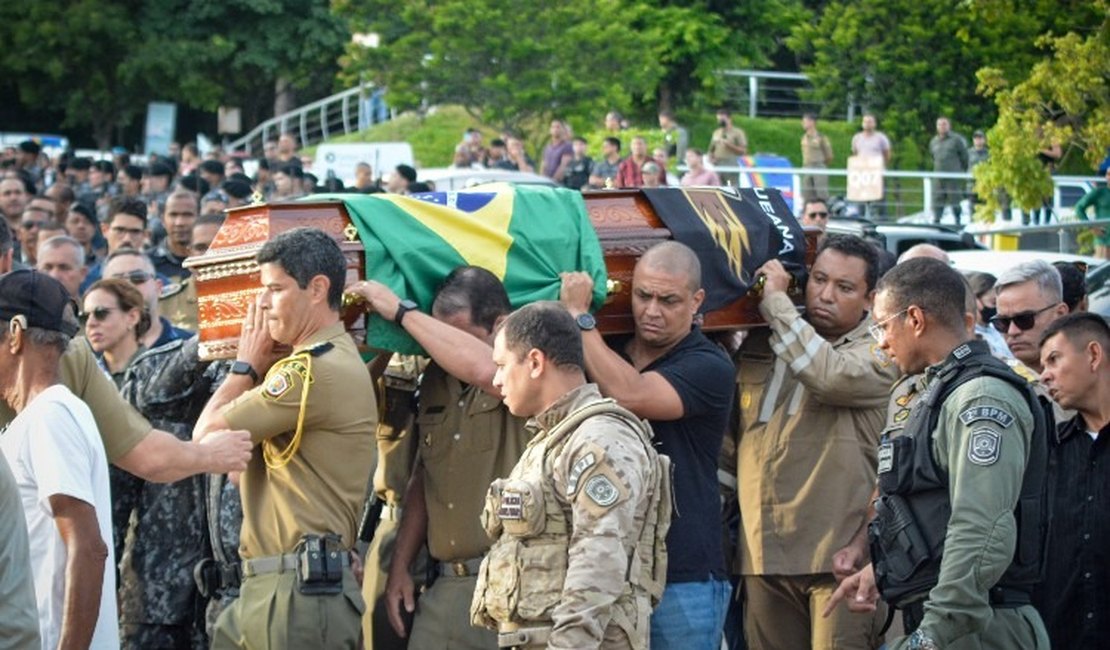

{"left": 110, "top": 270, "right": 154, "bottom": 285}
{"left": 806, "top": 211, "right": 829, "bottom": 218}
{"left": 990, "top": 304, "right": 1056, "bottom": 332}
{"left": 21, "top": 220, "right": 46, "bottom": 231}
{"left": 79, "top": 306, "right": 120, "bottom": 324}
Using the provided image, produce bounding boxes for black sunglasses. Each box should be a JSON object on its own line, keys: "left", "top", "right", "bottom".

{"left": 110, "top": 270, "right": 154, "bottom": 285}
{"left": 79, "top": 306, "right": 119, "bottom": 324}
{"left": 806, "top": 211, "right": 829, "bottom": 218}
{"left": 990, "top": 304, "right": 1055, "bottom": 332}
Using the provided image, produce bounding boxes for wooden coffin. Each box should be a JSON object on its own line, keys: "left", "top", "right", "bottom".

{"left": 186, "top": 191, "right": 818, "bottom": 360}
{"left": 586, "top": 189, "right": 818, "bottom": 333}
{"left": 181, "top": 200, "right": 367, "bottom": 361}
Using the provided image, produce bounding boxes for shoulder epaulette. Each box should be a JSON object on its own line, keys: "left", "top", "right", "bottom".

{"left": 306, "top": 341, "right": 335, "bottom": 357}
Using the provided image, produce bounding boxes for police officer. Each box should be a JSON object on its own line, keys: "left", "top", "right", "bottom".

{"left": 471, "top": 302, "right": 668, "bottom": 649}
{"left": 347, "top": 266, "right": 531, "bottom": 649}
{"left": 115, "top": 336, "right": 215, "bottom": 649}
{"left": 194, "top": 228, "right": 376, "bottom": 649}
{"left": 828, "top": 258, "right": 1049, "bottom": 649}
{"left": 360, "top": 352, "right": 427, "bottom": 650}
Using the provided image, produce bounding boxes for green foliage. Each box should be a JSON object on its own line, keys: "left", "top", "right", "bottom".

{"left": 338, "top": 0, "right": 799, "bottom": 140}
{"left": 340, "top": 0, "right": 664, "bottom": 137}
{"left": 0, "top": 0, "right": 347, "bottom": 148}
{"left": 974, "top": 4, "right": 1110, "bottom": 218}
{"left": 787, "top": 0, "right": 1101, "bottom": 156}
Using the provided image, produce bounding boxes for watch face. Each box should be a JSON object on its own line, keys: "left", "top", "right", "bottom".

{"left": 576, "top": 312, "right": 596, "bottom": 330}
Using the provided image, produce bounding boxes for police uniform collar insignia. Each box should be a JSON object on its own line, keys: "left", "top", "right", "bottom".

{"left": 952, "top": 343, "right": 972, "bottom": 359}
{"left": 968, "top": 428, "right": 1001, "bottom": 466}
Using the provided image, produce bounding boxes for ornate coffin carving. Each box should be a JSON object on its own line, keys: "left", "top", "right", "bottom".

{"left": 186, "top": 191, "right": 818, "bottom": 360}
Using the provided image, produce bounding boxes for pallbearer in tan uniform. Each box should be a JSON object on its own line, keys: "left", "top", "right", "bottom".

{"left": 362, "top": 353, "right": 427, "bottom": 650}
{"left": 195, "top": 228, "right": 376, "bottom": 650}
{"left": 346, "top": 266, "right": 531, "bottom": 649}
{"left": 471, "top": 301, "right": 669, "bottom": 649}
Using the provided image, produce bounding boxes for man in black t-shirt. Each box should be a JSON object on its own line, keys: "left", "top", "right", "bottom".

{"left": 560, "top": 241, "right": 734, "bottom": 650}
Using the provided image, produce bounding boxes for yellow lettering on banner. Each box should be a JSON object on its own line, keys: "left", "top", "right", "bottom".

{"left": 379, "top": 187, "right": 515, "bottom": 280}
{"left": 683, "top": 189, "right": 751, "bottom": 279}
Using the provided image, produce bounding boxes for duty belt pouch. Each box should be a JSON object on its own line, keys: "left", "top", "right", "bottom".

{"left": 296, "top": 533, "right": 345, "bottom": 595}
{"left": 870, "top": 495, "right": 933, "bottom": 605}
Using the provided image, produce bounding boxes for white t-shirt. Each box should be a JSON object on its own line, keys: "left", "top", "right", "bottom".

{"left": 851, "top": 131, "right": 892, "bottom": 159}
{"left": 0, "top": 385, "right": 118, "bottom": 650}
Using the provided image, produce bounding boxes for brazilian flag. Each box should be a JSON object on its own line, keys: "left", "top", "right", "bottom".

{"left": 321, "top": 184, "right": 608, "bottom": 354}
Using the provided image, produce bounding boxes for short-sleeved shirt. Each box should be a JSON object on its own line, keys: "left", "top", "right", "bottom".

{"left": 0, "top": 453, "right": 40, "bottom": 649}
{"left": 623, "top": 328, "right": 734, "bottom": 582}
{"left": 851, "top": 131, "right": 891, "bottom": 160}
{"left": 222, "top": 322, "right": 377, "bottom": 558}
{"left": 709, "top": 126, "right": 747, "bottom": 164}
{"left": 415, "top": 364, "right": 531, "bottom": 561}
{"left": 0, "top": 385, "right": 119, "bottom": 650}
{"left": 542, "top": 140, "right": 574, "bottom": 179}
{"left": 590, "top": 157, "right": 621, "bottom": 185}
{"left": 0, "top": 338, "right": 151, "bottom": 463}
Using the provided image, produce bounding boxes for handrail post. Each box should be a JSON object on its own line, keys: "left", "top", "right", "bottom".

{"left": 923, "top": 177, "right": 933, "bottom": 219}
{"left": 748, "top": 75, "right": 758, "bottom": 118}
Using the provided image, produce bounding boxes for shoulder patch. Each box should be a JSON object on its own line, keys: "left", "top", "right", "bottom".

{"left": 263, "top": 371, "right": 293, "bottom": 400}
{"left": 953, "top": 343, "right": 972, "bottom": 359}
{"left": 584, "top": 475, "right": 619, "bottom": 507}
{"left": 870, "top": 343, "right": 891, "bottom": 367}
{"left": 960, "top": 406, "right": 1014, "bottom": 428}
{"left": 566, "top": 452, "right": 597, "bottom": 497}
{"left": 968, "top": 428, "right": 1001, "bottom": 466}
{"left": 262, "top": 359, "right": 309, "bottom": 401}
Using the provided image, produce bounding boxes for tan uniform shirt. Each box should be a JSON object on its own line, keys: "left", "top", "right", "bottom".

{"left": 709, "top": 125, "right": 748, "bottom": 164}
{"left": 373, "top": 354, "right": 425, "bottom": 507}
{"left": 416, "top": 363, "right": 531, "bottom": 561}
{"left": 0, "top": 337, "right": 150, "bottom": 462}
{"left": 801, "top": 131, "right": 834, "bottom": 168}
{"left": 222, "top": 322, "right": 377, "bottom": 558}
{"left": 736, "top": 292, "right": 898, "bottom": 575}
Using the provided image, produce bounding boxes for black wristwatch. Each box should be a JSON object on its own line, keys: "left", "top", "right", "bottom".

{"left": 394, "top": 299, "right": 419, "bottom": 326}
{"left": 230, "top": 360, "right": 259, "bottom": 384}
{"left": 575, "top": 312, "right": 597, "bottom": 331}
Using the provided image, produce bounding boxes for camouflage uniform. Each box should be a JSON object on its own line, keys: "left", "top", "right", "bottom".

{"left": 471, "top": 384, "right": 666, "bottom": 649}
{"left": 115, "top": 336, "right": 222, "bottom": 650}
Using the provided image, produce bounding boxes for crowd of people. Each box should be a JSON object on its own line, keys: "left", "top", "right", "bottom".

{"left": 0, "top": 116, "right": 1107, "bottom": 650}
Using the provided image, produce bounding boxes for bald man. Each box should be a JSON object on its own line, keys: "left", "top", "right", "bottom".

{"left": 560, "top": 241, "right": 735, "bottom": 649}
{"left": 897, "top": 243, "right": 950, "bottom": 265}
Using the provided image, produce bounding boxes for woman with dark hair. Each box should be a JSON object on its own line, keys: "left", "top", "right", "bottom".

{"left": 82, "top": 278, "right": 151, "bottom": 387}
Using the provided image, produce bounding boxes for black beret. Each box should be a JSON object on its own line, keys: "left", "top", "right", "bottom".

{"left": 146, "top": 161, "right": 174, "bottom": 178}
{"left": 200, "top": 160, "right": 225, "bottom": 176}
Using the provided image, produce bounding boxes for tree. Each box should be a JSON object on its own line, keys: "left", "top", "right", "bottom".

{"left": 974, "top": 2, "right": 1110, "bottom": 216}
{"left": 638, "top": 0, "right": 804, "bottom": 113}
{"left": 0, "top": 0, "right": 348, "bottom": 149}
{"left": 339, "top": 0, "right": 665, "bottom": 137}
{"left": 787, "top": 0, "right": 1099, "bottom": 165}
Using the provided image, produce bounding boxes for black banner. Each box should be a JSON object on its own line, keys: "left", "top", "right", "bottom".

{"left": 642, "top": 187, "right": 807, "bottom": 312}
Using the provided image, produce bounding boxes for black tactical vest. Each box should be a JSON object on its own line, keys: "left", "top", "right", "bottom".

{"left": 869, "top": 340, "right": 1048, "bottom": 607}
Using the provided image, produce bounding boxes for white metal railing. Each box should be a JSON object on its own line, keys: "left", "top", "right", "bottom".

{"left": 719, "top": 69, "right": 859, "bottom": 120}
{"left": 226, "top": 85, "right": 390, "bottom": 156}
{"left": 708, "top": 164, "right": 1100, "bottom": 225}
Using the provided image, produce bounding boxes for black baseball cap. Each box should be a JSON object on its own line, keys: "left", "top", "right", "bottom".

{"left": 0, "top": 269, "right": 79, "bottom": 336}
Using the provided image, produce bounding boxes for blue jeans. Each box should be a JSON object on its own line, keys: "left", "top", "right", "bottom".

{"left": 650, "top": 578, "right": 731, "bottom": 650}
